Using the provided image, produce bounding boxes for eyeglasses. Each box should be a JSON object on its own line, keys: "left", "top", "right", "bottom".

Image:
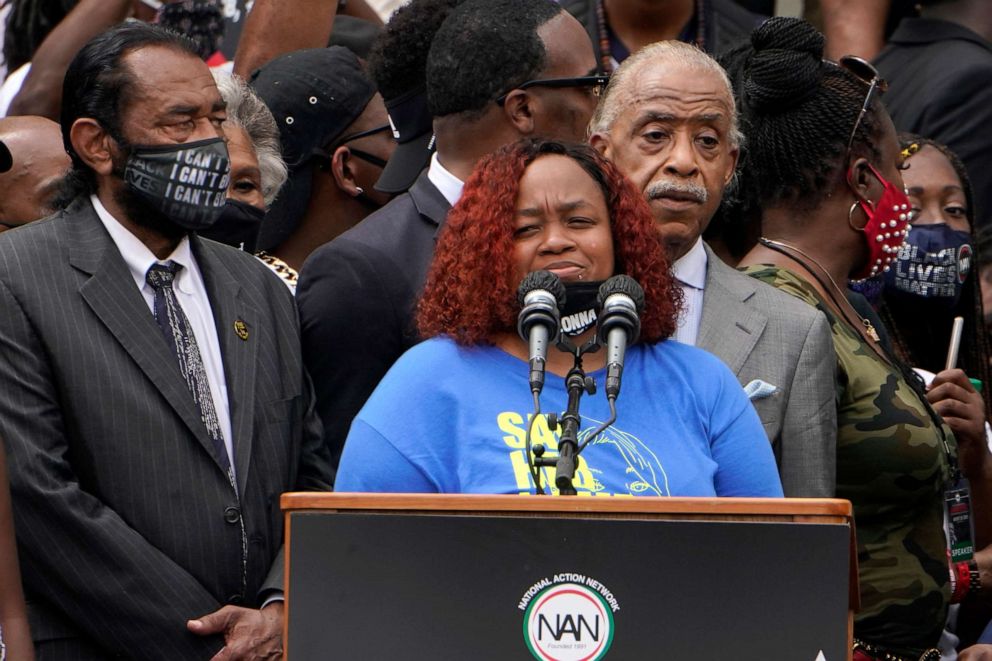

{"left": 839, "top": 55, "right": 888, "bottom": 163}
{"left": 495, "top": 74, "right": 610, "bottom": 106}
{"left": 313, "top": 123, "right": 391, "bottom": 169}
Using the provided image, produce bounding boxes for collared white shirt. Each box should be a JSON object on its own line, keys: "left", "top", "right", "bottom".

{"left": 426, "top": 152, "right": 464, "bottom": 207}
{"left": 91, "top": 194, "right": 235, "bottom": 472}
{"left": 672, "top": 237, "right": 708, "bottom": 346}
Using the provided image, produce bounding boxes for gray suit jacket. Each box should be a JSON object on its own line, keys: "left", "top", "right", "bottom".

{"left": 0, "top": 198, "right": 333, "bottom": 659}
{"left": 697, "top": 246, "right": 837, "bottom": 497}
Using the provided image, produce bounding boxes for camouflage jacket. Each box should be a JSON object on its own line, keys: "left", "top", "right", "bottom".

{"left": 745, "top": 265, "right": 954, "bottom": 655}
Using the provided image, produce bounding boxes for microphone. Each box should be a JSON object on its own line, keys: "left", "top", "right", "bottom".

{"left": 517, "top": 271, "right": 566, "bottom": 395}
{"left": 596, "top": 275, "right": 644, "bottom": 399}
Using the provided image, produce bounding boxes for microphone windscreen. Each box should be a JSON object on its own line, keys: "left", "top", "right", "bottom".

{"left": 597, "top": 275, "right": 645, "bottom": 311}
{"left": 517, "top": 270, "right": 566, "bottom": 309}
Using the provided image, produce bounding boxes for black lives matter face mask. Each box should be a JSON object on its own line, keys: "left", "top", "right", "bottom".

{"left": 124, "top": 137, "right": 231, "bottom": 231}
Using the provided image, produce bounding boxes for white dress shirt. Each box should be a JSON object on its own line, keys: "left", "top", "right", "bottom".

{"left": 426, "top": 152, "right": 465, "bottom": 207}
{"left": 91, "top": 194, "right": 235, "bottom": 472}
{"left": 671, "top": 237, "right": 708, "bottom": 346}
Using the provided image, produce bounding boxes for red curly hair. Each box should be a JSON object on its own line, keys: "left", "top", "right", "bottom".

{"left": 417, "top": 139, "right": 681, "bottom": 346}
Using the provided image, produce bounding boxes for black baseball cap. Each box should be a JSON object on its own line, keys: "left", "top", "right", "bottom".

{"left": 0, "top": 141, "right": 11, "bottom": 173}
{"left": 249, "top": 47, "right": 376, "bottom": 252}
{"left": 374, "top": 85, "right": 435, "bottom": 194}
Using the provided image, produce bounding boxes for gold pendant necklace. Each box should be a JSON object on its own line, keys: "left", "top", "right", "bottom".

{"left": 758, "top": 237, "right": 881, "bottom": 343}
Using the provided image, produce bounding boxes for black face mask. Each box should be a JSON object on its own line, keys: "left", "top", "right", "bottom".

{"left": 883, "top": 223, "right": 972, "bottom": 311}
{"left": 560, "top": 281, "right": 605, "bottom": 336}
{"left": 198, "top": 199, "right": 266, "bottom": 252}
{"left": 124, "top": 137, "right": 230, "bottom": 231}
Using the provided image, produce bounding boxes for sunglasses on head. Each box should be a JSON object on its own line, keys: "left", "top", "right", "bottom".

{"left": 495, "top": 74, "right": 611, "bottom": 106}
{"left": 838, "top": 55, "right": 889, "bottom": 163}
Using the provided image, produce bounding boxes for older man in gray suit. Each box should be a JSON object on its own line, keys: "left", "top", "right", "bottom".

{"left": 590, "top": 40, "right": 837, "bottom": 497}
{"left": 0, "top": 24, "right": 332, "bottom": 660}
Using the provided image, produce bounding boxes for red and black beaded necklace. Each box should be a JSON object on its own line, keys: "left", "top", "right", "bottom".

{"left": 594, "top": 0, "right": 707, "bottom": 73}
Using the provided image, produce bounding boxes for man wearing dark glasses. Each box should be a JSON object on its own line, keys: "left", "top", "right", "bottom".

{"left": 0, "top": 116, "right": 69, "bottom": 232}
{"left": 249, "top": 46, "right": 396, "bottom": 283}
{"left": 298, "top": 0, "right": 601, "bottom": 468}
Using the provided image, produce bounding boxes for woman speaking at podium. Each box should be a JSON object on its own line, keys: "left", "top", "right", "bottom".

{"left": 335, "top": 140, "right": 783, "bottom": 498}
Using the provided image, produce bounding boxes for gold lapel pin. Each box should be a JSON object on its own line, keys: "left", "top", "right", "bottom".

{"left": 234, "top": 320, "right": 249, "bottom": 341}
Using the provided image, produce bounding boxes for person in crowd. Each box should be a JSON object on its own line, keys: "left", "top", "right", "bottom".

{"left": 1, "top": 0, "right": 76, "bottom": 99}
{"left": 877, "top": 136, "right": 992, "bottom": 413}
{"left": 249, "top": 47, "right": 393, "bottom": 285}
{"left": 979, "top": 226, "right": 992, "bottom": 336}
{"left": 875, "top": 0, "right": 992, "bottom": 233}
{"left": 0, "top": 115, "right": 69, "bottom": 230}
{"left": 232, "top": 0, "right": 340, "bottom": 78}
{"left": 561, "top": 0, "right": 765, "bottom": 73}
{"left": 228, "top": 0, "right": 384, "bottom": 74}
{"left": 0, "top": 22, "right": 332, "bottom": 658}
{"left": 336, "top": 139, "right": 784, "bottom": 498}
{"left": 297, "top": 0, "right": 602, "bottom": 467}
{"left": 807, "top": 0, "right": 917, "bottom": 60}
{"left": 0, "top": 436, "right": 33, "bottom": 661}
{"left": 870, "top": 135, "right": 992, "bottom": 659}
{"left": 200, "top": 70, "right": 287, "bottom": 254}
{"left": 732, "top": 17, "right": 990, "bottom": 659}
{"left": 588, "top": 40, "right": 837, "bottom": 497}
{"left": 365, "top": 0, "right": 464, "bottom": 195}
{"left": 3, "top": 0, "right": 228, "bottom": 120}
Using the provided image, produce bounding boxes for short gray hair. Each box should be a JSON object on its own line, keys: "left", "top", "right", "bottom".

{"left": 589, "top": 41, "right": 743, "bottom": 149}
{"left": 212, "top": 70, "right": 288, "bottom": 207}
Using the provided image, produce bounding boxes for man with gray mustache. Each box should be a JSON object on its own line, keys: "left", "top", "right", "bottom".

{"left": 590, "top": 40, "right": 838, "bottom": 498}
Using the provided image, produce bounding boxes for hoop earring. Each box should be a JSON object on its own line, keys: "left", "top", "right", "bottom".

{"left": 354, "top": 187, "right": 365, "bottom": 197}
{"left": 848, "top": 200, "right": 872, "bottom": 231}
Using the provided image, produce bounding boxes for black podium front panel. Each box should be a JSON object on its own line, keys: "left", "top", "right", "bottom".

{"left": 287, "top": 511, "right": 849, "bottom": 660}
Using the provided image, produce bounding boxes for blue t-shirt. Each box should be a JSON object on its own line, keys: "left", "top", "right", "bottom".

{"left": 336, "top": 337, "right": 783, "bottom": 497}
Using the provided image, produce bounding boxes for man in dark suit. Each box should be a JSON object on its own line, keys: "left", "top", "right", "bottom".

{"left": 0, "top": 23, "right": 332, "bottom": 659}
{"left": 875, "top": 0, "right": 992, "bottom": 231}
{"left": 297, "top": 0, "right": 602, "bottom": 466}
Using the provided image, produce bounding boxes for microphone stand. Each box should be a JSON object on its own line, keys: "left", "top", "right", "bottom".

{"left": 530, "top": 335, "right": 598, "bottom": 496}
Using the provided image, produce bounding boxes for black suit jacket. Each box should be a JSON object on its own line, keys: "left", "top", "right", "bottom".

{"left": 0, "top": 198, "right": 333, "bottom": 659}
{"left": 875, "top": 18, "right": 992, "bottom": 230}
{"left": 297, "top": 170, "right": 450, "bottom": 466}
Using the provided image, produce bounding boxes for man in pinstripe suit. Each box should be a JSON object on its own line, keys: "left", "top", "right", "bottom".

{"left": 0, "top": 24, "right": 332, "bottom": 660}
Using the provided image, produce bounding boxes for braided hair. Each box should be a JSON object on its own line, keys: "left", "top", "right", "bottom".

{"left": 878, "top": 135, "right": 992, "bottom": 418}
{"left": 3, "top": 0, "right": 78, "bottom": 74}
{"left": 727, "top": 17, "right": 884, "bottom": 216}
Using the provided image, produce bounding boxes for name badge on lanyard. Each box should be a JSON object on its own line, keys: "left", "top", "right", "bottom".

{"left": 946, "top": 482, "right": 975, "bottom": 562}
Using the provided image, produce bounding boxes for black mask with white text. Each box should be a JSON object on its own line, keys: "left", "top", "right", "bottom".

{"left": 124, "top": 137, "right": 230, "bottom": 231}
{"left": 560, "top": 281, "right": 604, "bottom": 336}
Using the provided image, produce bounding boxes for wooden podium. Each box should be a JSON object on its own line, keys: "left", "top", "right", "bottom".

{"left": 282, "top": 493, "right": 857, "bottom": 661}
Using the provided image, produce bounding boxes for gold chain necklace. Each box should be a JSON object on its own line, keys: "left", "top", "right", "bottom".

{"left": 758, "top": 237, "right": 881, "bottom": 343}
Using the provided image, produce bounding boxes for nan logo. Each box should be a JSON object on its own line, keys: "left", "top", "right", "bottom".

{"left": 522, "top": 581, "right": 615, "bottom": 661}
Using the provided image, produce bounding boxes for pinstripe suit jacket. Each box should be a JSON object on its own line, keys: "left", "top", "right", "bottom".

{"left": 0, "top": 198, "right": 333, "bottom": 659}
{"left": 697, "top": 245, "right": 838, "bottom": 498}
